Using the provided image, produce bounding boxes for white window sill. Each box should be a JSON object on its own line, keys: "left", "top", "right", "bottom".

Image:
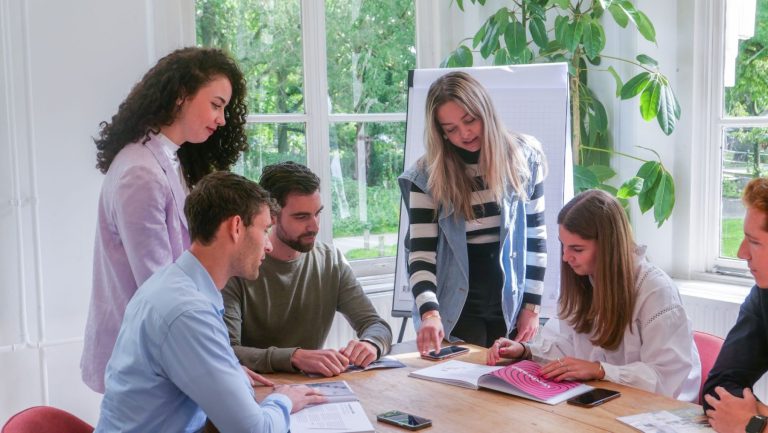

{"left": 674, "top": 273, "right": 753, "bottom": 305}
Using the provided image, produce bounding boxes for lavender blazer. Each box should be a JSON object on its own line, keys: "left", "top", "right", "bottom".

{"left": 81, "top": 134, "right": 190, "bottom": 393}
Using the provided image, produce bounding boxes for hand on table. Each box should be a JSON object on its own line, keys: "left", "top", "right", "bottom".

{"left": 340, "top": 340, "right": 377, "bottom": 368}
{"left": 486, "top": 337, "right": 525, "bottom": 365}
{"left": 705, "top": 387, "right": 759, "bottom": 433}
{"left": 273, "top": 384, "right": 326, "bottom": 413}
{"left": 539, "top": 356, "right": 603, "bottom": 382}
{"left": 240, "top": 365, "right": 274, "bottom": 387}
{"left": 291, "top": 349, "right": 349, "bottom": 377}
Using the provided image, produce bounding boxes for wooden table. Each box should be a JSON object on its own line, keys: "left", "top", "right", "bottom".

{"left": 239, "top": 342, "right": 701, "bottom": 432}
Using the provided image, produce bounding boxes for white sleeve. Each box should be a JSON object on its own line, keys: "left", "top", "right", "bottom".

{"left": 530, "top": 318, "right": 575, "bottom": 363}
{"left": 601, "top": 304, "right": 699, "bottom": 399}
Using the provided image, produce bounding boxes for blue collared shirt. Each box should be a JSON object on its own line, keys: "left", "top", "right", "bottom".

{"left": 95, "top": 251, "right": 292, "bottom": 433}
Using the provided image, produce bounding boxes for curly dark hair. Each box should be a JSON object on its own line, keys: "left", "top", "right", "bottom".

{"left": 94, "top": 47, "right": 248, "bottom": 188}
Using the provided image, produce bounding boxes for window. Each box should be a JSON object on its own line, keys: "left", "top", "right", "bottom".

{"left": 196, "top": 0, "right": 415, "bottom": 270}
{"left": 702, "top": 0, "right": 767, "bottom": 275}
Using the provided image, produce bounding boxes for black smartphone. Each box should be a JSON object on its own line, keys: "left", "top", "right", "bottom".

{"left": 377, "top": 410, "right": 432, "bottom": 430}
{"left": 567, "top": 388, "right": 621, "bottom": 407}
{"left": 420, "top": 345, "right": 469, "bottom": 361}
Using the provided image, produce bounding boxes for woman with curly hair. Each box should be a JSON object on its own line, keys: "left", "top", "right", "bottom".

{"left": 81, "top": 47, "right": 249, "bottom": 393}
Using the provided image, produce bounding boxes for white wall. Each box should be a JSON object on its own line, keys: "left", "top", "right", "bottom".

{"left": 0, "top": 0, "right": 192, "bottom": 424}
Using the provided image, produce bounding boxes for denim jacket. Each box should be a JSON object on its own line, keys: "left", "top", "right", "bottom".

{"left": 398, "top": 138, "right": 544, "bottom": 340}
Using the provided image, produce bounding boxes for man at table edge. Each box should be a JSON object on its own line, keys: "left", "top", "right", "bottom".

{"left": 704, "top": 177, "right": 768, "bottom": 433}
{"left": 95, "top": 171, "right": 323, "bottom": 433}
{"left": 223, "top": 161, "right": 392, "bottom": 377}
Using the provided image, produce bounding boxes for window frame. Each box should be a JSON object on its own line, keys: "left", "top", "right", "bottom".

{"left": 195, "top": 0, "right": 414, "bottom": 276}
{"left": 694, "top": 0, "right": 767, "bottom": 279}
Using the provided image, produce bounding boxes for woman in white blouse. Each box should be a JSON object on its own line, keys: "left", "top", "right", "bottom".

{"left": 487, "top": 190, "right": 701, "bottom": 402}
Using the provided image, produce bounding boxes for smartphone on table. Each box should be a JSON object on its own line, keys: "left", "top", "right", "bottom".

{"left": 377, "top": 410, "right": 432, "bottom": 430}
{"left": 567, "top": 388, "right": 621, "bottom": 407}
{"left": 420, "top": 345, "right": 469, "bottom": 361}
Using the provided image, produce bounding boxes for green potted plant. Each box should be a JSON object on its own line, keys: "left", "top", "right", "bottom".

{"left": 443, "top": 0, "right": 679, "bottom": 226}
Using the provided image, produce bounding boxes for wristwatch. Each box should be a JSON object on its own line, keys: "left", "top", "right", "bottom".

{"left": 746, "top": 415, "right": 768, "bottom": 433}
{"left": 522, "top": 303, "right": 541, "bottom": 314}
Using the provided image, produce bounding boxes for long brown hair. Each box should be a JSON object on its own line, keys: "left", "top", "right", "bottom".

{"left": 557, "top": 190, "right": 636, "bottom": 350}
{"left": 422, "top": 71, "right": 532, "bottom": 220}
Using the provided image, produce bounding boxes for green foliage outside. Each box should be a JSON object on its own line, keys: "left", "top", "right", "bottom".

{"left": 196, "top": 0, "right": 415, "bottom": 243}
{"left": 444, "top": 0, "right": 679, "bottom": 227}
{"left": 721, "top": 218, "right": 744, "bottom": 259}
{"left": 347, "top": 244, "right": 399, "bottom": 260}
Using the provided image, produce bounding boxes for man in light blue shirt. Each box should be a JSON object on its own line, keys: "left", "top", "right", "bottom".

{"left": 95, "top": 171, "right": 324, "bottom": 433}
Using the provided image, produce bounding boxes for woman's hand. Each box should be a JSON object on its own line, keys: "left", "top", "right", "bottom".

{"left": 540, "top": 356, "right": 603, "bottom": 382}
{"left": 417, "top": 315, "right": 445, "bottom": 355}
{"left": 514, "top": 308, "right": 539, "bottom": 343}
{"left": 486, "top": 337, "right": 525, "bottom": 365}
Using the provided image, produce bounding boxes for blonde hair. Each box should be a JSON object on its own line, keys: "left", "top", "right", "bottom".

{"left": 557, "top": 190, "right": 636, "bottom": 350}
{"left": 422, "top": 71, "right": 532, "bottom": 220}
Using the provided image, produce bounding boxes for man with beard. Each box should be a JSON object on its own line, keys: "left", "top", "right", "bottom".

{"left": 223, "top": 161, "right": 392, "bottom": 377}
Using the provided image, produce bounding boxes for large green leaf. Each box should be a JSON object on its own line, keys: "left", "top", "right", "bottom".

{"left": 607, "top": 66, "right": 623, "bottom": 97}
{"left": 505, "top": 20, "right": 527, "bottom": 56}
{"left": 480, "top": 17, "right": 500, "bottom": 58}
{"left": 587, "top": 164, "right": 616, "bottom": 182}
{"left": 529, "top": 17, "right": 549, "bottom": 48}
{"left": 473, "top": 21, "right": 488, "bottom": 49}
{"left": 620, "top": 72, "right": 651, "bottom": 100}
{"left": 457, "top": 0, "right": 465, "bottom": 11}
{"left": 617, "top": 176, "right": 644, "bottom": 199}
{"left": 636, "top": 54, "right": 658, "bottom": 67}
{"left": 597, "top": 183, "right": 618, "bottom": 196}
{"left": 653, "top": 172, "right": 675, "bottom": 226}
{"left": 442, "top": 45, "right": 473, "bottom": 68}
{"left": 640, "top": 78, "right": 661, "bottom": 121}
{"left": 657, "top": 82, "right": 681, "bottom": 135}
{"left": 552, "top": 0, "right": 571, "bottom": 9}
{"left": 493, "top": 8, "right": 510, "bottom": 36}
{"left": 493, "top": 48, "right": 511, "bottom": 65}
{"left": 630, "top": 9, "right": 657, "bottom": 43}
{"left": 555, "top": 15, "right": 569, "bottom": 46}
{"left": 607, "top": 3, "right": 629, "bottom": 28}
{"left": 564, "top": 18, "right": 584, "bottom": 53}
{"left": 590, "top": 97, "right": 608, "bottom": 131}
{"left": 527, "top": 3, "right": 546, "bottom": 20}
{"left": 582, "top": 20, "right": 606, "bottom": 60}
{"left": 574, "top": 165, "right": 600, "bottom": 191}
{"left": 637, "top": 161, "right": 662, "bottom": 193}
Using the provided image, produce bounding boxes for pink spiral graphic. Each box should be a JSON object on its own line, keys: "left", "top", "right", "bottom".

{"left": 491, "top": 360, "right": 581, "bottom": 400}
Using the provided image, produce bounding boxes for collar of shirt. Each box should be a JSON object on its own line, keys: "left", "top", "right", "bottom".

{"left": 176, "top": 251, "right": 225, "bottom": 316}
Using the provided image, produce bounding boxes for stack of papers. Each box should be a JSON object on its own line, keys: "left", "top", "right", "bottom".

{"left": 290, "top": 381, "right": 374, "bottom": 433}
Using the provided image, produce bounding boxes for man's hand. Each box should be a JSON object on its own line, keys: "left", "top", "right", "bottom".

{"left": 272, "top": 384, "right": 326, "bottom": 413}
{"left": 340, "top": 340, "right": 377, "bottom": 368}
{"left": 291, "top": 349, "right": 349, "bottom": 377}
{"left": 705, "top": 387, "right": 760, "bottom": 433}
{"left": 240, "top": 365, "right": 274, "bottom": 387}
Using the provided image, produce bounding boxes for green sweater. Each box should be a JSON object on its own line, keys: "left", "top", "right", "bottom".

{"left": 222, "top": 242, "right": 393, "bottom": 373}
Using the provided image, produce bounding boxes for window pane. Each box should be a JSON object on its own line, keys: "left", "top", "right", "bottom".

{"left": 723, "top": 0, "right": 768, "bottom": 117}
{"left": 330, "top": 122, "right": 404, "bottom": 259}
{"left": 325, "top": 0, "right": 415, "bottom": 114}
{"left": 239, "top": 123, "right": 307, "bottom": 180}
{"left": 720, "top": 127, "right": 768, "bottom": 257}
{"left": 196, "top": 0, "right": 304, "bottom": 114}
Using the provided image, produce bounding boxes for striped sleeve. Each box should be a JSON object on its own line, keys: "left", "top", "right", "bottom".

{"left": 407, "top": 183, "right": 439, "bottom": 315}
{"left": 523, "top": 159, "right": 546, "bottom": 306}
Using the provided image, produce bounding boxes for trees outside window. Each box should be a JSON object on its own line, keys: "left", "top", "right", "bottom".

{"left": 196, "top": 0, "right": 415, "bottom": 262}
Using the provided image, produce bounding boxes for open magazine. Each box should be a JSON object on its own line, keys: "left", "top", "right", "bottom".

{"left": 617, "top": 407, "right": 714, "bottom": 433}
{"left": 290, "top": 381, "right": 375, "bottom": 433}
{"left": 409, "top": 359, "right": 593, "bottom": 405}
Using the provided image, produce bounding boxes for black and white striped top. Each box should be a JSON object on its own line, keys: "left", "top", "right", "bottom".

{"left": 407, "top": 147, "right": 547, "bottom": 316}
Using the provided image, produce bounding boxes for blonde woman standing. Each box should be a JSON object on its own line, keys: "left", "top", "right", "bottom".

{"left": 399, "top": 71, "right": 547, "bottom": 354}
{"left": 487, "top": 190, "right": 701, "bottom": 402}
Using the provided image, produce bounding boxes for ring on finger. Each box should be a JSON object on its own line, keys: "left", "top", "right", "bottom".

{"left": 557, "top": 357, "right": 564, "bottom": 366}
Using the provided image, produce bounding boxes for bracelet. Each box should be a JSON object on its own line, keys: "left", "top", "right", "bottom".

{"left": 520, "top": 342, "right": 532, "bottom": 360}
{"left": 421, "top": 310, "right": 440, "bottom": 321}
